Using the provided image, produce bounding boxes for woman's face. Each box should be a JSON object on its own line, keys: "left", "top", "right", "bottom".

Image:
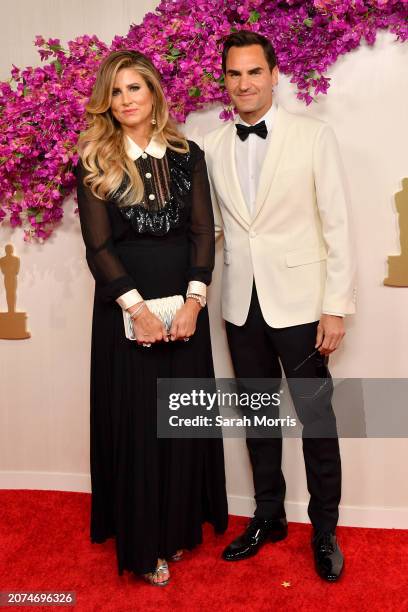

{"left": 110, "top": 67, "right": 154, "bottom": 131}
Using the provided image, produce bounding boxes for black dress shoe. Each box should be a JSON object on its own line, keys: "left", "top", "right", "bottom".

{"left": 312, "top": 531, "right": 344, "bottom": 581}
{"left": 222, "top": 517, "right": 288, "bottom": 561}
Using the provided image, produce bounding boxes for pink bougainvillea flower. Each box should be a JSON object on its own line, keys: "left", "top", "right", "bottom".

{"left": 0, "top": 0, "right": 407, "bottom": 241}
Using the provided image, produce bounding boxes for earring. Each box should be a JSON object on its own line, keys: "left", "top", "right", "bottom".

{"left": 151, "top": 110, "right": 157, "bottom": 125}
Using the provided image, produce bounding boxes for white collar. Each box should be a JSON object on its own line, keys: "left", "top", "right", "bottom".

{"left": 236, "top": 102, "right": 277, "bottom": 132}
{"left": 125, "top": 134, "right": 167, "bottom": 161}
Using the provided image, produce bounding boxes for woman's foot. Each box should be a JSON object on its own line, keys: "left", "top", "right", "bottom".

{"left": 143, "top": 559, "right": 170, "bottom": 586}
{"left": 170, "top": 549, "right": 184, "bottom": 562}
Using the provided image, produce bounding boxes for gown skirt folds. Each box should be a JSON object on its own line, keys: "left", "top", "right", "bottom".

{"left": 76, "top": 140, "right": 228, "bottom": 576}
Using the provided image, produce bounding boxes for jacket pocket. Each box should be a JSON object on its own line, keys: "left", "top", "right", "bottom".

{"left": 285, "top": 246, "right": 327, "bottom": 267}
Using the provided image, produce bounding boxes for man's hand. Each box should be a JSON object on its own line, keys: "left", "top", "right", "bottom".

{"left": 315, "top": 314, "right": 345, "bottom": 355}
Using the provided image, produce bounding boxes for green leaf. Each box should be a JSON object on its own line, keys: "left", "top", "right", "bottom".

{"left": 48, "top": 43, "right": 63, "bottom": 52}
{"left": 52, "top": 59, "right": 62, "bottom": 74}
{"left": 303, "top": 18, "right": 313, "bottom": 27}
{"left": 188, "top": 86, "right": 201, "bottom": 98}
{"left": 35, "top": 212, "right": 43, "bottom": 222}
{"left": 165, "top": 47, "right": 183, "bottom": 63}
{"left": 306, "top": 70, "right": 316, "bottom": 79}
{"left": 203, "top": 69, "right": 214, "bottom": 80}
{"left": 249, "top": 10, "right": 260, "bottom": 24}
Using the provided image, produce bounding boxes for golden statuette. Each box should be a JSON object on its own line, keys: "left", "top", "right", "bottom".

{"left": 384, "top": 178, "right": 408, "bottom": 287}
{"left": 0, "top": 243, "right": 31, "bottom": 339}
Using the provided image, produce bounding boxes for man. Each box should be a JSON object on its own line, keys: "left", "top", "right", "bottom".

{"left": 203, "top": 31, "right": 356, "bottom": 582}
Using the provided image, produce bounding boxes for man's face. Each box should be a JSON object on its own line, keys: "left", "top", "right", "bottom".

{"left": 224, "top": 44, "right": 278, "bottom": 122}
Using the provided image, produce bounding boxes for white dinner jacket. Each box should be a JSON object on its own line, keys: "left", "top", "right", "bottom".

{"left": 203, "top": 105, "right": 356, "bottom": 328}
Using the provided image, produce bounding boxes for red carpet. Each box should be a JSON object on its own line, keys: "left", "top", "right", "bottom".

{"left": 0, "top": 490, "right": 407, "bottom": 612}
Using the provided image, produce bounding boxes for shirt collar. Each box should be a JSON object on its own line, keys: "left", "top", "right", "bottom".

{"left": 125, "top": 134, "right": 167, "bottom": 161}
{"left": 236, "top": 102, "right": 277, "bottom": 132}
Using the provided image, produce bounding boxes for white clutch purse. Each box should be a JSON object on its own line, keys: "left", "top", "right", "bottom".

{"left": 122, "top": 294, "right": 184, "bottom": 341}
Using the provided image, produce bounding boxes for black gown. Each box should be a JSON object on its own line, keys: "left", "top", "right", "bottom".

{"left": 75, "top": 139, "right": 228, "bottom": 576}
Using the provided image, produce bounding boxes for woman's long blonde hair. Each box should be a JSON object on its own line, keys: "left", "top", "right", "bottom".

{"left": 78, "top": 50, "right": 189, "bottom": 206}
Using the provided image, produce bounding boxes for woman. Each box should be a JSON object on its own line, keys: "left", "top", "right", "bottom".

{"left": 76, "top": 49, "right": 228, "bottom": 585}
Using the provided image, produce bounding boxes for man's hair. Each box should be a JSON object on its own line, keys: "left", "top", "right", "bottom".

{"left": 222, "top": 30, "right": 277, "bottom": 74}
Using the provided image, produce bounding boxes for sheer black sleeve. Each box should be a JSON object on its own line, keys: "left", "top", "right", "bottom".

{"left": 187, "top": 142, "right": 215, "bottom": 285}
{"left": 75, "top": 159, "right": 137, "bottom": 301}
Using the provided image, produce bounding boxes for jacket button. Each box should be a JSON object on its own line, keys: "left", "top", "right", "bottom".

{"left": 250, "top": 230, "right": 257, "bottom": 238}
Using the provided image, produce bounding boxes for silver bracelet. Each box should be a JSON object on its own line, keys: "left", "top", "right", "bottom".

{"left": 128, "top": 301, "right": 145, "bottom": 319}
{"left": 186, "top": 293, "right": 206, "bottom": 308}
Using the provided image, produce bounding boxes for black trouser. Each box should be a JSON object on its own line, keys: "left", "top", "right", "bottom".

{"left": 225, "top": 283, "right": 341, "bottom": 534}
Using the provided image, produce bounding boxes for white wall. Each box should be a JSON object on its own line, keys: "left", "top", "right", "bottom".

{"left": 0, "top": 2, "right": 407, "bottom": 528}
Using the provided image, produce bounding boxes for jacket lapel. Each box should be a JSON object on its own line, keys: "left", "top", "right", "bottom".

{"left": 252, "top": 106, "right": 291, "bottom": 223}
{"left": 221, "top": 122, "right": 251, "bottom": 227}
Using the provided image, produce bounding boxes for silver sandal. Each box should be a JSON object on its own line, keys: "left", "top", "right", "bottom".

{"left": 143, "top": 560, "right": 170, "bottom": 586}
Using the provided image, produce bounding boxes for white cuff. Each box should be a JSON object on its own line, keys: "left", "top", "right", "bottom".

{"left": 323, "top": 312, "right": 345, "bottom": 318}
{"left": 187, "top": 281, "right": 207, "bottom": 298}
{"left": 116, "top": 289, "right": 143, "bottom": 310}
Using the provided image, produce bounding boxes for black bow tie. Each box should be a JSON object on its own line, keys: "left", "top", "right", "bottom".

{"left": 236, "top": 120, "right": 268, "bottom": 141}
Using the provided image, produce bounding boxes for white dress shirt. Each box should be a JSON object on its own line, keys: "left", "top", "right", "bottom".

{"left": 234, "top": 104, "right": 344, "bottom": 318}
{"left": 235, "top": 104, "right": 277, "bottom": 218}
